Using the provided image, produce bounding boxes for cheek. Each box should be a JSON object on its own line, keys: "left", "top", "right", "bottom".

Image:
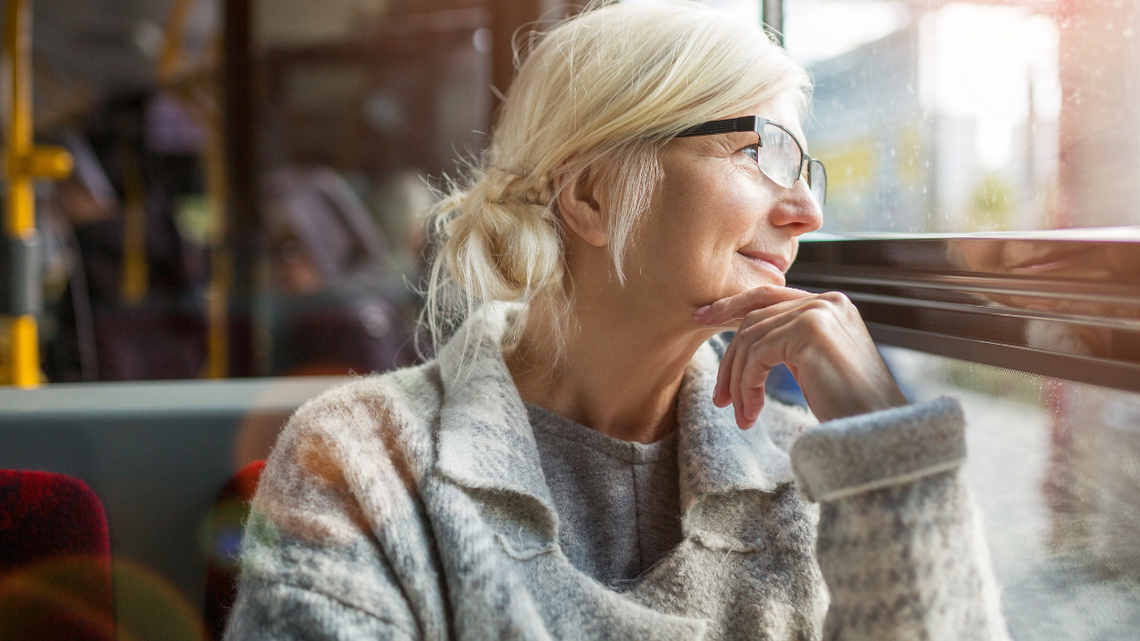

{"left": 642, "top": 166, "right": 768, "bottom": 300}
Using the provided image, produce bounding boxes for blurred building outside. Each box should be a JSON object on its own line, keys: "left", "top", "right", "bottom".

{"left": 780, "top": 0, "right": 1065, "bottom": 233}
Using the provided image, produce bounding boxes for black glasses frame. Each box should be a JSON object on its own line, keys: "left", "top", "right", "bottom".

{"left": 676, "top": 115, "right": 827, "bottom": 204}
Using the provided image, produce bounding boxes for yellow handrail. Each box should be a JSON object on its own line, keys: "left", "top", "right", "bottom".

{"left": 120, "top": 147, "right": 149, "bottom": 304}
{"left": 3, "top": 0, "right": 73, "bottom": 387}
{"left": 158, "top": 0, "right": 230, "bottom": 379}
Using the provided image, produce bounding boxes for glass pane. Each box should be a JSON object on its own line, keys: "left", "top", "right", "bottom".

{"left": 782, "top": 0, "right": 1138, "bottom": 234}
{"left": 880, "top": 346, "right": 1140, "bottom": 639}
{"left": 759, "top": 122, "right": 804, "bottom": 188}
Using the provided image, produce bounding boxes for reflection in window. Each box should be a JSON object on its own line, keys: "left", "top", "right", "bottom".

{"left": 883, "top": 346, "right": 1140, "bottom": 640}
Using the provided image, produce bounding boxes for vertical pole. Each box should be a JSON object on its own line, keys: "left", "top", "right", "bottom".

{"left": 204, "top": 121, "right": 229, "bottom": 379}
{"left": 5, "top": 0, "right": 38, "bottom": 387}
{"left": 763, "top": 0, "right": 784, "bottom": 47}
{"left": 489, "top": 0, "right": 540, "bottom": 116}
{"left": 217, "top": 0, "right": 259, "bottom": 377}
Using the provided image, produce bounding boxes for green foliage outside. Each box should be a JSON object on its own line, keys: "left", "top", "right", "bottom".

{"left": 967, "top": 173, "right": 1016, "bottom": 231}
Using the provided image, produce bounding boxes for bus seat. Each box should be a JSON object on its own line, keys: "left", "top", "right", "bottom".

{"left": 203, "top": 459, "right": 266, "bottom": 640}
{"left": 0, "top": 469, "right": 115, "bottom": 641}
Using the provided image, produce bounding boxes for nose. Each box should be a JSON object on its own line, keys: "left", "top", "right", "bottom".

{"left": 767, "top": 180, "right": 823, "bottom": 236}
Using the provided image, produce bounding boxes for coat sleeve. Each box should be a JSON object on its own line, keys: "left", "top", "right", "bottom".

{"left": 223, "top": 396, "right": 430, "bottom": 641}
{"left": 789, "top": 397, "right": 1011, "bottom": 641}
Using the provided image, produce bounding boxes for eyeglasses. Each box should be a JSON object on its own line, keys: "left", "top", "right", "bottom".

{"left": 675, "top": 115, "right": 827, "bottom": 205}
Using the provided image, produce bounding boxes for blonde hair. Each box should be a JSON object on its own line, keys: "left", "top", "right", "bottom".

{"left": 423, "top": 0, "right": 811, "bottom": 363}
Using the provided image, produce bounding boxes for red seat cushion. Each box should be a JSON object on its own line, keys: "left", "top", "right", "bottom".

{"left": 204, "top": 459, "right": 267, "bottom": 640}
{"left": 0, "top": 469, "right": 114, "bottom": 641}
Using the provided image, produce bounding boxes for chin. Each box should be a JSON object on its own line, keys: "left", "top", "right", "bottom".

{"left": 726, "top": 271, "right": 784, "bottom": 296}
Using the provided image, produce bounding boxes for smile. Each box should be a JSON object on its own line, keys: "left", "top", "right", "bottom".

{"left": 737, "top": 250, "right": 788, "bottom": 285}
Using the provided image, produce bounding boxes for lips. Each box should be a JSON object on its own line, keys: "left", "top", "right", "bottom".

{"left": 737, "top": 249, "right": 790, "bottom": 283}
{"left": 738, "top": 249, "right": 789, "bottom": 272}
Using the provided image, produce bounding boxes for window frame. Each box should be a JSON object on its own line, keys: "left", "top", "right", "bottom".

{"left": 786, "top": 234, "right": 1140, "bottom": 394}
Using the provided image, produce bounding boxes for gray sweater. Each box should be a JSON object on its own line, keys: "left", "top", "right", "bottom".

{"left": 225, "top": 303, "right": 1010, "bottom": 640}
{"left": 527, "top": 401, "right": 683, "bottom": 589}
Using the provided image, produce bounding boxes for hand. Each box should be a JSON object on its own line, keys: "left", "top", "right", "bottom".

{"left": 692, "top": 285, "right": 908, "bottom": 428}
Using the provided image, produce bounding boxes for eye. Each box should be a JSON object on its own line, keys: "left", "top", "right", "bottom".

{"left": 738, "top": 143, "right": 759, "bottom": 163}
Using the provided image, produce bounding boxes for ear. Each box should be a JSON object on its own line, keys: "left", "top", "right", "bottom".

{"left": 556, "top": 167, "right": 608, "bottom": 247}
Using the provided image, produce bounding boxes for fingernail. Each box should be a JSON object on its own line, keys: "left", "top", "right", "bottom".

{"left": 694, "top": 304, "right": 712, "bottom": 319}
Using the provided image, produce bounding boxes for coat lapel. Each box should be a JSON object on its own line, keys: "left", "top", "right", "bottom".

{"left": 433, "top": 303, "right": 558, "bottom": 549}
{"left": 676, "top": 338, "right": 797, "bottom": 550}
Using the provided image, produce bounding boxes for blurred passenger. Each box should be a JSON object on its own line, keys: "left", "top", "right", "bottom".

{"left": 42, "top": 120, "right": 207, "bottom": 382}
{"left": 263, "top": 167, "right": 415, "bottom": 376}
{"left": 39, "top": 133, "right": 117, "bottom": 382}
{"left": 371, "top": 169, "right": 436, "bottom": 286}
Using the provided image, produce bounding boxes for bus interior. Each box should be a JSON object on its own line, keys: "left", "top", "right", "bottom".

{"left": 1, "top": 0, "right": 1139, "bottom": 639}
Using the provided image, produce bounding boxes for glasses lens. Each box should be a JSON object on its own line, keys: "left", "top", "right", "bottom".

{"left": 758, "top": 123, "right": 803, "bottom": 189}
{"left": 809, "top": 159, "right": 827, "bottom": 205}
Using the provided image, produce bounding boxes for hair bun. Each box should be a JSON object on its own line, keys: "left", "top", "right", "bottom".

{"left": 437, "top": 167, "right": 563, "bottom": 304}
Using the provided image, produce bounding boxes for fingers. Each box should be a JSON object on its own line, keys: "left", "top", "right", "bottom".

{"left": 729, "top": 335, "right": 764, "bottom": 428}
{"left": 693, "top": 285, "right": 812, "bottom": 327}
{"left": 739, "top": 327, "right": 804, "bottom": 425}
{"left": 714, "top": 297, "right": 818, "bottom": 408}
{"left": 711, "top": 291, "right": 820, "bottom": 409}
{"left": 728, "top": 319, "right": 803, "bottom": 428}
{"left": 711, "top": 290, "right": 884, "bottom": 428}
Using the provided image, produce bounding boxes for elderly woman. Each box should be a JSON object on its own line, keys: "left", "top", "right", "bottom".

{"left": 226, "top": 2, "right": 1008, "bottom": 639}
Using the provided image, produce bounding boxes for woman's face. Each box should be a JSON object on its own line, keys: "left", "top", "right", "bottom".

{"left": 620, "top": 97, "right": 823, "bottom": 325}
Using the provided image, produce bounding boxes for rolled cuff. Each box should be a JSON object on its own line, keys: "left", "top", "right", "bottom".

{"left": 790, "top": 397, "right": 966, "bottom": 503}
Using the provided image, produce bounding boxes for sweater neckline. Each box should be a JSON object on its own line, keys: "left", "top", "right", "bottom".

{"left": 524, "top": 401, "right": 678, "bottom": 464}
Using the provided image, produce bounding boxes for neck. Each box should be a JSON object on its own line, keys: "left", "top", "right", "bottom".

{"left": 506, "top": 296, "right": 714, "bottom": 444}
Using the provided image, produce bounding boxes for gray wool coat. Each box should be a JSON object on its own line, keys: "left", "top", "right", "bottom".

{"left": 225, "top": 304, "right": 1010, "bottom": 641}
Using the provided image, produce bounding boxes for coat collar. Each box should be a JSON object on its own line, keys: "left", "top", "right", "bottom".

{"left": 674, "top": 336, "right": 796, "bottom": 550}
{"left": 434, "top": 304, "right": 795, "bottom": 553}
